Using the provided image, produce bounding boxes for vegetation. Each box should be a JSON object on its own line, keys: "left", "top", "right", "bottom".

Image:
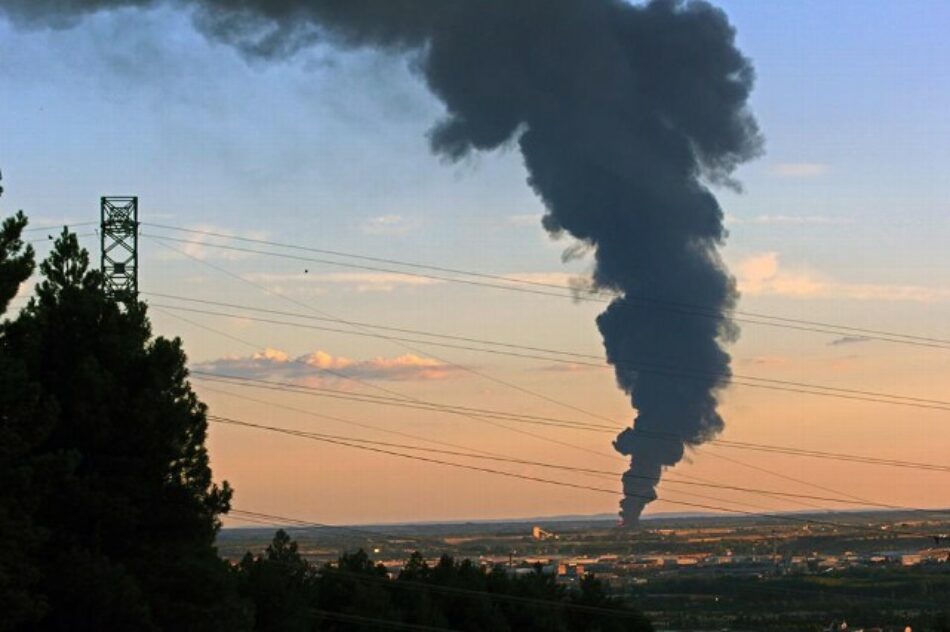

{"left": 0, "top": 211, "right": 241, "bottom": 629}
{"left": 0, "top": 206, "right": 652, "bottom": 630}
{"left": 632, "top": 568, "right": 950, "bottom": 631}
{"left": 237, "top": 530, "right": 651, "bottom": 631}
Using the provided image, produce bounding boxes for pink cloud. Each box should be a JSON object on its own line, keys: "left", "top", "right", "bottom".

{"left": 192, "top": 348, "right": 459, "bottom": 383}
{"left": 736, "top": 252, "right": 950, "bottom": 303}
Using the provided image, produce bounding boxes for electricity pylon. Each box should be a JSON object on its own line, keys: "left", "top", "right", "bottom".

{"left": 100, "top": 196, "right": 139, "bottom": 304}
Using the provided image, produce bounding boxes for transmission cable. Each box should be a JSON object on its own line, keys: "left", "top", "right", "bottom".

{"left": 145, "top": 236, "right": 916, "bottom": 514}
{"left": 141, "top": 225, "right": 950, "bottom": 350}
{"left": 194, "top": 370, "right": 950, "bottom": 474}
{"left": 152, "top": 297, "right": 950, "bottom": 413}
{"left": 213, "top": 415, "right": 948, "bottom": 513}
{"left": 210, "top": 413, "right": 942, "bottom": 539}
{"left": 147, "top": 235, "right": 619, "bottom": 459}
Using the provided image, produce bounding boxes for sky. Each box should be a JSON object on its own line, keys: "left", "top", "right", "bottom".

{"left": 1, "top": 1, "right": 948, "bottom": 526}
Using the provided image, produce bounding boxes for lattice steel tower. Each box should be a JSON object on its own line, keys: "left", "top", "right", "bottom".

{"left": 100, "top": 196, "right": 139, "bottom": 303}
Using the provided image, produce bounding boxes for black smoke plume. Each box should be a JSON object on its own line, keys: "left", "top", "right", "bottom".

{"left": 2, "top": 0, "right": 762, "bottom": 524}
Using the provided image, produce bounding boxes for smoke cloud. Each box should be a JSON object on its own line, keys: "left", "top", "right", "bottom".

{"left": 2, "top": 0, "right": 762, "bottom": 524}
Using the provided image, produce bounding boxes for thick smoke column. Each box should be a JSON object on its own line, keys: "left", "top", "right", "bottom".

{"left": 2, "top": 0, "right": 762, "bottom": 524}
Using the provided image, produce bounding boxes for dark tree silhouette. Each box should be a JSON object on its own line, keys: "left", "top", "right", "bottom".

{"left": 0, "top": 222, "right": 246, "bottom": 630}
{"left": 0, "top": 210, "right": 33, "bottom": 314}
{"left": 0, "top": 208, "right": 43, "bottom": 630}
{"left": 237, "top": 534, "right": 653, "bottom": 632}
{"left": 238, "top": 530, "right": 317, "bottom": 632}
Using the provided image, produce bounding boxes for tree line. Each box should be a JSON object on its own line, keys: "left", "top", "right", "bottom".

{"left": 0, "top": 204, "right": 652, "bottom": 631}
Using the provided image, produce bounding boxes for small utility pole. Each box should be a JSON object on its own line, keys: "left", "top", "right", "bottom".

{"left": 100, "top": 196, "right": 139, "bottom": 304}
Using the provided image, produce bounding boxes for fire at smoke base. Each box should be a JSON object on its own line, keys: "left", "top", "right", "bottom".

{"left": 1, "top": 0, "right": 762, "bottom": 525}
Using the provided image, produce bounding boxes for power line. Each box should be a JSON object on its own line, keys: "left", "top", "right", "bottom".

{"left": 22, "top": 221, "right": 98, "bottom": 233}
{"left": 146, "top": 235, "right": 619, "bottom": 460}
{"left": 194, "top": 370, "right": 950, "bottom": 474}
{"left": 183, "top": 316, "right": 778, "bottom": 521}
{"left": 698, "top": 437, "right": 950, "bottom": 472}
{"left": 199, "top": 373, "right": 814, "bottom": 514}
{"left": 156, "top": 306, "right": 528, "bottom": 458}
{"left": 155, "top": 301, "right": 950, "bottom": 414}
{"left": 191, "top": 360, "right": 945, "bottom": 515}
{"left": 229, "top": 508, "right": 426, "bottom": 544}
{"left": 141, "top": 225, "right": 950, "bottom": 350}
{"left": 199, "top": 380, "right": 540, "bottom": 461}
{"left": 145, "top": 235, "right": 925, "bottom": 516}
{"left": 136, "top": 228, "right": 950, "bottom": 608}
{"left": 212, "top": 415, "right": 947, "bottom": 513}
{"left": 147, "top": 291, "right": 598, "bottom": 361}
{"left": 192, "top": 371, "right": 614, "bottom": 431}
{"left": 693, "top": 447, "right": 875, "bottom": 508}
{"left": 205, "top": 381, "right": 780, "bottom": 515}
{"left": 141, "top": 303, "right": 950, "bottom": 474}
{"left": 198, "top": 368, "right": 930, "bottom": 515}
{"left": 209, "top": 413, "right": 942, "bottom": 539}
{"left": 28, "top": 231, "right": 96, "bottom": 244}
{"left": 200, "top": 371, "right": 950, "bottom": 516}
{"left": 164, "top": 299, "right": 838, "bottom": 514}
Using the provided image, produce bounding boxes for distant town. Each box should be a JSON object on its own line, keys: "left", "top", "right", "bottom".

{"left": 220, "top": 509, "right": 950, "bottom": 631}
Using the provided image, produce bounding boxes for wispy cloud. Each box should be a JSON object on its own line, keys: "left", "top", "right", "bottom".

{"left": 736, "top": 354, "right": 863, "bottom": 371}
{"left": 14, "top": 278, "right": 36, "bottom": 302}
{"left": 506, "top": 213, "right": 543, "bottom": 227}
{"left": 156, "top": 224, "right": 269, "bottom": 261}
{"left": 727, "top": 214, "right": 851, "bottom": 226}
{"left": 736, "top": 252, "right": 950, "bottom": 303}
{"left": 193, "top": 348, "right": 460, "bottom": 383}
{"left": 534, "top": 362, "right": 608, "bottom": 373}
{"left": 245, "top": 271, "right": 440, "bottom": 293}
{"left": 360, "top": 215, "right": 416, "bottom": 236}
{"left": 769, "top": 162, "right": 829, "bottom": 178}
{"left": 736, "top": 355, "right": 791, "bottom": 368}
{"left": 828, "top": 335, "right": 870, "bottom": 347}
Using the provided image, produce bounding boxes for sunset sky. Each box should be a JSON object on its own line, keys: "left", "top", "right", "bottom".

{"left": 1, "top": 1, "right": 948, "bottom": 525}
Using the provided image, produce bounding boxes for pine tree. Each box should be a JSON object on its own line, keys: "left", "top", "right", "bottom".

{"left": 0, "top": 224, "right": 247, "bottom": 630}
{"left": 0, "top": 210, "right": 33, "bottom": 314}
{"left": 0, "top": 209, "right": 45, "bottom": 630}
{"left": 237, "top": 530, "right": 318, "bottom": 632}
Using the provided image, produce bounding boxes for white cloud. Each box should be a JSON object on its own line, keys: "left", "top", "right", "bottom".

{"left": 360, "top": 215, "right": 415, "bottom": 236}
{"left": 506, "top": 213, "right": 543, "bottom": 227}
{"left": 736, "top": 253, "right": 826, "bottom": 298}
{"left": 14, "top": 278, "right": 36, "bottom": 301}
{"left": 245, "top": 271, "right": 441, "bottom": 293}
{"left": 193, "top": 348, "right": 459, "bottom": 383}
{"left": 736, "top": 252, "right": 950, "bottom": 303}
{"left": 154, "top": 224, "right": 269, "bottom": 261}
{"left": 769, "top": 162, "right": 829, "bottom": 178}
